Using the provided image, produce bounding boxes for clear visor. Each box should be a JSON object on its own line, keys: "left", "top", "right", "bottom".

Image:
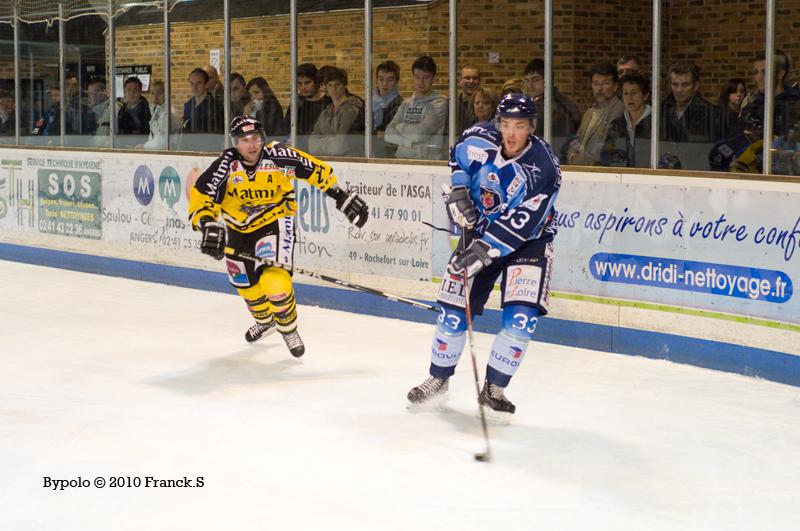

{"left": 232, "top": 130, "right": 266, "bottom": 146}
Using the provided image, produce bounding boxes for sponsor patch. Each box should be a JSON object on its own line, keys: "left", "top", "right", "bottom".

{"left": 466, "top": 145, "right": 488, "bottom": 164}
{"left": 255, "top": 235, "right": 277, "bottom": 260}
{"left": 506, "top": 175, "right": 524, "bottom": 197}
{"left": 226, "top": 259, "right": 250, "bottom": 286}
{"left": 437, "top": 274, "right": 466, "bottom": 308}
{"left": 504, "top": 265, "right": 542, "bottom": 305}
{"left": 230, "top": 174, "right": 244, "bottom": 185}
{"left": 521, "top": 193, "right": 549, "bottom": 211}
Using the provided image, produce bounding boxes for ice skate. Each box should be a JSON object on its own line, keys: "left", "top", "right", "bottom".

{"left": 479, "top": 379, "right": 515, "bottom": 423}
{"left": 281, "top": 330, "right": 305, "bottom": 357}
{"left": 407, "top": 376, "right": 449, "bottom": 408}
{"left": 245, "top": 320, "right": 276, "bottom": 343}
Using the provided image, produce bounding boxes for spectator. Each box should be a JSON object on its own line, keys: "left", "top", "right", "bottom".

{"left": 523, "top": 58, "right": 581, "bottom": 139}
{"left": 472, "top": 87, "right": 498, "bottom": 123}
{"left": 230, "top": 73, "right": 249, "bottom": 117}
{"left": 308, "top": 67, "right": 364, "bottom": 156}
{"left": 617, "top": 55, "right": 643, "bottom": 77}
{"left": 39, "top": 83, "right": 96, "bottom": 137}
{"left": 740, "top": 49, "right": 800, "bottom": 140}
{"left": 661, "top": 61, "right": 714, "bottom": 143}
{"left": 373, "top": 60, "right": 403, "bottom": 133}
{"left": 283, "top": 63, "right": 331, "bottom": 150}
{"left": 117, "top": 76, "right": 151, "bottom": 135}
{"left": 709, "top": 113, "right": 764, "bottom": 172}
{"left": 36, "top": 86, "right": 60, "bottom": 136}
{"left": 566, "top": 62, "right": 624, "bottom": 165}
{"left": 604, "top": 74, "right": 652, "bottom": 167}
{"left": 142, "top": 81, "right": 179, "bottom": 150}
{"left": 183, "top": 67, "right": 224, "bottom": 134}
{"left": 715, "top": 78, "right": 747, "bottom": 140}
{"left": 373, "top": 60, "right": 403, "bottom": 157}
{"left": 384, "top": 55, "right": 448, "bottom": 160}
{"left": 87, "top": 77, "right": 112, "bottom": 137}
{"left": 456, "top": 65, "right": 480, "bottom": 132}
{"left": 501, "top": 78, "right": 523, "bottom": 96}
{"left": 316, "top": 66, "right": 336, "bottom": 98}
{"left": 244, "top": 77, "right": 285, "bottom": 137}
{"left": 0, "top": 89, "right": 15, "bottom": 136}
{"left": 202, "top": 65, "right": 223, "bottom": 99}
{"left": 771, "top": 120, "right": 800, "bottom": 175}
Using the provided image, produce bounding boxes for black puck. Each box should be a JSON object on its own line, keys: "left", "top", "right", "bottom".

{"left": 474, "top": 453, "right": 490, "bottom": 462}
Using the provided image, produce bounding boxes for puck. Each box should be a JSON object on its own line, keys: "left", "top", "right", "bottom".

{"left": 474, "top": 453, "right": 490, "bottom": 462}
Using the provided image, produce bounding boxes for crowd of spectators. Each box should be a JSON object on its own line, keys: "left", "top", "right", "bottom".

{"left": 2, "top": 49, "right": 798, "bottom": 174}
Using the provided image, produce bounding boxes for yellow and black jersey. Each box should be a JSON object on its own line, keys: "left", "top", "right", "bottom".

{"left": 189, "top": 141, "right": 337, "bottom": 233}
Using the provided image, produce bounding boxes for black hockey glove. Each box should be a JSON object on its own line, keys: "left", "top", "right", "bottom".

{"left": 328, "top": 186, "right": 369, "bottom": 228}
{"left": 199, "top": 217, "right": 226, "bottom": 261}
{"left": 443, "top": 185, "right": 477, "bottom": 229}
{"left": 446, "top": 239, "right": 499, "bottom": 279}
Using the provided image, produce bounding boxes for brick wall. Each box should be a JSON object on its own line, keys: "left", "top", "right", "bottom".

{"left": 110, "top": 0, "right": 800, "bottom": 114}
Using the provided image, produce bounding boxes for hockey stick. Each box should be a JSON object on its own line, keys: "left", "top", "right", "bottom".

{"left": 225, "top": 249, "right": 439, "bottom": 313}
{"left": 459, "top": 232, "right": 492, "bottom": 463}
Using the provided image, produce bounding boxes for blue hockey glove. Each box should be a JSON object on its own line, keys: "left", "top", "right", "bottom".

{"left": 199, "top": 217, "right": 226, "bottom": 261}
{"left": 447, "top": 239, "right": 499, "bottom": 278}
{"left": 443, "top": 185, "right": 478, "bottom": 229}
{"left": 328, "top": 186, "right": 369, "bottom": 228}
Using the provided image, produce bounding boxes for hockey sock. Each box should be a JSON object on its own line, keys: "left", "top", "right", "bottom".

{"left": 237, "top": 285, "right": 273, "bottom": 323}
{"left": 486, "top": 305, "right": 539, "bottom": 387}
{"left": 271, "top": 290, "right": 298, "bottom": 334}
{"left": 429, "top": 324, "right": 466, "bottom": 379}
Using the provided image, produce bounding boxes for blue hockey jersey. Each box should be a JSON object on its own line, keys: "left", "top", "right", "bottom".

{"left": 449, "top": 122, "right": 561, "bottom": 256}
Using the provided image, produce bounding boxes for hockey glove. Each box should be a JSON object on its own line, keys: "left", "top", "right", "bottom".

{"left": 199, "top": 217, "right": 226, "bottom": 261}
{"left": 329, "top": 186, "right": 369, "bottom": 228}
{"left": 446, "top": 239, "right": 499, "bottom": 279}
{"left": 443, "top": 185, "right": 478, "bottom": 229}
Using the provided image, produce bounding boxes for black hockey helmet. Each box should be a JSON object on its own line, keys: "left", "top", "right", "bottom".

{"left": 229, "top": 115, "right": 265, "bottom": 144}
{"left": 496, "top": 93, "right": 537, "bottom": 121}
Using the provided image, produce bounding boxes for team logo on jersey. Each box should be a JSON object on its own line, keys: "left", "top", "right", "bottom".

{"left": 435, "top": 339, "right": 448, "bottom": 351}
{"left": 521, "top": 193, "right": 549, "bottom": 212}
{"left": 510, "top": 346, "right": 523, "bottom": 359}
{"left": 230, "top": 174, "right": 244, "bottom": 185}
{"left": 226, "top": 259, "right": 250, "bottom": 286}
{"left": 255, "top": 235, "right": 277, "bottom": 260}
{"left": 479, "top": 186, "right": 502, "bottom": 214}
{"left": 467, "top": 145, "right": 488, "bottom": 164}
{"left": 486, "top": 171, "right": 500, "bottom": 184}
{"left": 231, "top": 160, "right": 240, "bottom": 172}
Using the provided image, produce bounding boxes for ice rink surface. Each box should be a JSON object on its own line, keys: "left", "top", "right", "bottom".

{"left": 1, "top": 259, "right": 799, "bottom": 530}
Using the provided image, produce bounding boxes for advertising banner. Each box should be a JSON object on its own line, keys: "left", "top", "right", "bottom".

{"left": 555, "top": 177, "right": 800, "bottom": 324}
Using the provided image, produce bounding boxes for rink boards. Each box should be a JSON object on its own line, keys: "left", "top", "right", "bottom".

{"left": 0, "top": 149, "right": 798, "bottom": 385}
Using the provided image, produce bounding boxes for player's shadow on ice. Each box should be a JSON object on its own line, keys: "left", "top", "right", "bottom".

{"left": 145, "top": 345, "right": 367, "bottom": 395}
{"left": 435, "top": 405, "right": 657, "bottom": 499}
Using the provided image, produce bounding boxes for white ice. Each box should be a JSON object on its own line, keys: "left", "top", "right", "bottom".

{"left": 1, "top": 259, "right": 799, "bottom": 531}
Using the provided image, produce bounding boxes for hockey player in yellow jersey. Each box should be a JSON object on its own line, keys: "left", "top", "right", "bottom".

{"left": 189, "top": 116, "right": 368, "bottom": 356}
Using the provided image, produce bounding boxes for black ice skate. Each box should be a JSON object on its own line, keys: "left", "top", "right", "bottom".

{"left": 407, "top": 376, "right": 449, "bottom": 404}
{"left": 245, "top": 320, "right": 276, "bottom": 343}
{"left": 479, "top": 379, "right": 516, "bottom": 414}
{"left": 281, "top": 330, "right": 305, "bottom": 357}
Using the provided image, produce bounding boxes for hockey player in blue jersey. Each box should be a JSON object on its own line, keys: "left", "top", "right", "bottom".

{"left": 407, "top": 93, "right": 561, "bottom": 414}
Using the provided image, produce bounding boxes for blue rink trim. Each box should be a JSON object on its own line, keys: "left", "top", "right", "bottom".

{"left": 2, "top": 241, "right": 798, "bottom": 387}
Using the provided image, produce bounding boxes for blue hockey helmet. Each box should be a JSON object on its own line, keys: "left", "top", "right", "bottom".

{"left": 495, "top": 93, "right": 538, "bottom": 121}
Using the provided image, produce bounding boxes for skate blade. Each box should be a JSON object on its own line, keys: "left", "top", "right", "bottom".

{"left": 477, "top": 407, "right": 512, "bottom": 425}
{"left": 406, "top": 392, "right": 449, "bottom": 413}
